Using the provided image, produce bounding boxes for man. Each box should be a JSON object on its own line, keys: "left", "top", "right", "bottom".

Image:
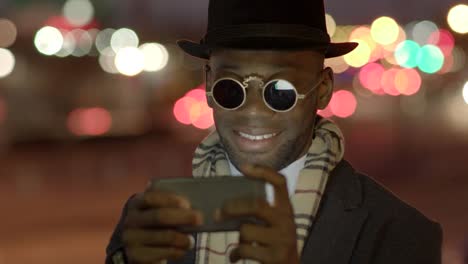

{"left": 106, "top": 0, "right": 442, "bottom": 263}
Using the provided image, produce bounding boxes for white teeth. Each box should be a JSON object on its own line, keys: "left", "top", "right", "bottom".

{"left": 238, "top": 131, "right": 277, "bottom": 141}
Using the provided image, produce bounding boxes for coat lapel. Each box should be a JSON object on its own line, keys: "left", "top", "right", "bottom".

{"left": 300, "top": 160, "right": 368, "bottom": 264}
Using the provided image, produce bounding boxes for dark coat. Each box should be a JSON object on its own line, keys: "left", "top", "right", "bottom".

{"left": 105, "top": 160, "right": 442, "bottom": 264}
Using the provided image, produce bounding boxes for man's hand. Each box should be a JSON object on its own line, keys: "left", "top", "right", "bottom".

{"left": 219, "top": 164, "right": 300, "bottom": 264}
{"left": 122, "top": 187, "right": 203, "bottom": 264}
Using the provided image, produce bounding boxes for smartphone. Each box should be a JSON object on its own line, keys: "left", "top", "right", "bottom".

{"left": 150, "top": 176, "right": 267, "bottom": 233}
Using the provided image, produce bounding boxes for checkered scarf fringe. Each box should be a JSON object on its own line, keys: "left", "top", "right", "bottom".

{"left": 191, "top": 118, "right": 344, "bottom": 264}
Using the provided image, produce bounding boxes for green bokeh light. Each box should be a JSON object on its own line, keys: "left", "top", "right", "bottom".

{"left": 417, "top": 45, "right": 444, "bottom": 74}
{"left": 395, "top": 40, "right": 420, "bottom": 68}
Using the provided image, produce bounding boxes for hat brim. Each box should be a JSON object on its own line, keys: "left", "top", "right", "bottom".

{"left": 177, "top": 39, "right": 358, "bottom": 59}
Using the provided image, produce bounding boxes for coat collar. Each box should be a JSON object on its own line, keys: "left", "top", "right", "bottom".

{"left": 300, "top": 159, "right": 368, "bottom": 264}
{"left": 326, "top": 159, "right": 364, "bottom": 211}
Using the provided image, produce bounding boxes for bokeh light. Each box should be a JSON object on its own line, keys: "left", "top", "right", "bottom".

{"left": 359, "top": 63, "right": 385, "bottom": 93}
{"left": 192, "top": 103, "right": 214, "bottom": 129}
{"left": 115, "top": 47, "right": 145, "bottom": 76}
{"left": 324, "top": 56, "right": 349, "bottom": 74}
{"left": 317, "top": 106, "right": 334, "bottom": 118}
{"left": 55, "top": 31, "right": 76, "bottom": 57}
{"left": 412, "top": 20, "right": 438, "bottom": 45}
{"left": 428, "top": 29, "right": 455, "bottom": 56}
{"left": 174, "top": 97, "right": 198, "bottom": 125}
{"left": 371, "top": 16, "right": 399, "bottom": 45}
{"left": 330, "top": 90, "right": 357, "bottom": 118}
{"left": 173, "top": 86, "right": 214, "bottom": 129}
{"left": 67, "top": 107, "right": 112, "bottom": 136}
{"left": 395, "top": 40, "right": 420, "bottom": 68}
{"left": 381, "top": 68, "right": 400, "bottom": 96}
{"left": 185, "top": 88, "right": 206, "bottom": 102}
{"left": 447, "top": 4, "right": 468, "bottom": 34}
{"left": 34, "top": 26, "right": 64, "bottom": 56}
{"left": 344, "top": 39, "right": 371, "bottom": 68}
{"left": 332, "top": 26, "right": 357, "bottom": 46}
{"left": 382, "top": 25, "right": 407, "bottom": 52}
{"left": 111, "top": 28, "right": 139, "bottom": 53}
{"left": 139, "top": 43, "right": 169, "bottom": 72}
{"left": 70, "top": 29, "right": 93, "bottom": 57}
{"left": 349, "top": 26, "right": 381, "bottom": 62}
{"left": 0, "top": 19, "right": 17, "bottom": 48}
{"left": 395, "top": 68, "right": 422, "bottom": 96}
{"left": 448, "top": 46, "right": 466, "bottom": 73}
{"left": 0, "top": 48, "right": 15, "bottom": 78}
{"left": 325, "top": 14, "right": 337, "bottom": 37}
{"left": 95, "top": 28, "right": 116, "bottom": 53}
{"left": 417, "top": 45, "right": 444, "bottom": 74}
{"left": 463, "top": 82, "right": 468, "bottom": 105}
{"left": 63, "top": 0, "right": 94, "bottom": 27}
{"left": 99, "top": 47, "right": 119, "bottom": 74}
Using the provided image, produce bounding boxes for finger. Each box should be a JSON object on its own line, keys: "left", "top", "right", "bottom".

{"left": 229, "top": 244, "right": 272, "bottom": 263}
{"left": 142, "top": 191, "right": 191, "bottom": 210}
{"left": 239, "top": 223, "right": 274, "bottom": 246}
{"left": 122, "top": 229, "right": 194, "bottom": 250}
{"left": 220, "top": 197, "right": 280, "bottom": 225}
{"left": 125, "top": 208, "right": 203, "bottom": 228}
{"left": 240, "top": 164, "right": 290, "bottom": 208}
{"left": 125, "top": 246, "right": 186, "bottom": 263}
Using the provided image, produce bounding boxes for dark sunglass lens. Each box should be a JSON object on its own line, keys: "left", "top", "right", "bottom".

{"left": 212, "top": 79, "right": 244, "bottom": 109}
{"left": 264, "top": 80, "right": 297, "bottom": 111}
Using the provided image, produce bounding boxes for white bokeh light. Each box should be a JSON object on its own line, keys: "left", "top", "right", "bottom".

{"left": 412, "top": 20, "right": 438, "bottom": 45}
{"left": 463, "top": 81, "right": 468, "bottom": 105}
{"left": 71, "top": 29, "right": 93, "bottom": 57}
{"left": 95, "top": 28, "right": 115, "bottom": 53}
{"left": 0, "top": 48, "right": 15, "bottom": 78}
{"left": 55, "top": 31, "right": 76, "bottom": 57}
{"left": 140, "top": 43, "right": 169, "bottom": 72}
{"left": 34, "top": 26, "right": 64, "bottom": 56}
{"left": 115, "top": 47, "right": 145, "bottom": 76}
{"left": 63, "top": 0, "right": 94, "bottom": 27}
{"left": 448, "top": 4, "right": 468, "bottom": 34}
{"left": 110, "top": 28, "right": 139, "bottom": 53}
{"left": 99, "top": 47, "right": 119, "bottom": 74}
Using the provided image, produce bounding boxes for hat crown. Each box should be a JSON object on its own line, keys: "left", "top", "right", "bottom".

{"left": 176, "top": 0, "right": 358, "bottom": 59}
{"left": 207, "top": 0, "right": 327, "bottom": 32}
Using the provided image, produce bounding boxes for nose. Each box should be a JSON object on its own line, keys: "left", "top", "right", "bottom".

{"left": 239, "top": 81, "right": 273, "bottom": 116}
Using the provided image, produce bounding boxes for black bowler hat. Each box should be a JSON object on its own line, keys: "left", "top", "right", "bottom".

{"left": 177, "top": 0, "right": 358, "bottom": 59}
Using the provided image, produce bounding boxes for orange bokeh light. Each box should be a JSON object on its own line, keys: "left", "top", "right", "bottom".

{"left": 395, "top": 68, "right": 422, "bottom": 96}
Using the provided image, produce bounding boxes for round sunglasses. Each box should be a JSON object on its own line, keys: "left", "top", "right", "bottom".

{"left": 206, "top": 75, "right": 322, "bottom": 112}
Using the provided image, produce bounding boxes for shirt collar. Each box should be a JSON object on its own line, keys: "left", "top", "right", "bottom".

{"left": 227, "top": 154, "right": 308, "bottom": 197}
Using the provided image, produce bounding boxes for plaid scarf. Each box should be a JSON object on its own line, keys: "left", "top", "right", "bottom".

{"left": 191, "top": 118, "right": 345, "bottom": 263}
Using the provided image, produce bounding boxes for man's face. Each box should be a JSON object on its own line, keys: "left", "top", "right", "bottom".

{"left": 206, "top": 49, "right": 333, "bottom": 171}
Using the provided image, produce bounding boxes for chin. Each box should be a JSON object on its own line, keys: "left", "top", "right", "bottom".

{"left": 228, "top": 150, "right": 283, "bottom": 171}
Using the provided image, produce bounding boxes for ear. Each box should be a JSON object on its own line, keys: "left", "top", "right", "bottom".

{"left": 204, "top": 64, "right": 215, "bottom": 108}
{"left": 316, "top": 67, "right": 334, "bottom": 110}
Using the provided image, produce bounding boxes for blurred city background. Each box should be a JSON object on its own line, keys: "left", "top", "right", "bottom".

{"left": 0, "top": 0, "right": 467, "bottom": 263}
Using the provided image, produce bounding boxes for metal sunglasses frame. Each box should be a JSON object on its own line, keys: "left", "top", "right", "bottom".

{"left": 206, "top": 75, "right": 322, "bottom": 112}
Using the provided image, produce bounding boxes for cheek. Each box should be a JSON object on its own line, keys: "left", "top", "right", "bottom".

{"left": 283, "top": 105, "right": 317, "bottom": 134}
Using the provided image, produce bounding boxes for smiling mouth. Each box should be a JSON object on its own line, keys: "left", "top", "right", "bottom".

{"left": 232, "top": 129, "right": 282, "bottom": 153}
{"left": 236, "top": 131, "right": 279, "bottom": 140}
